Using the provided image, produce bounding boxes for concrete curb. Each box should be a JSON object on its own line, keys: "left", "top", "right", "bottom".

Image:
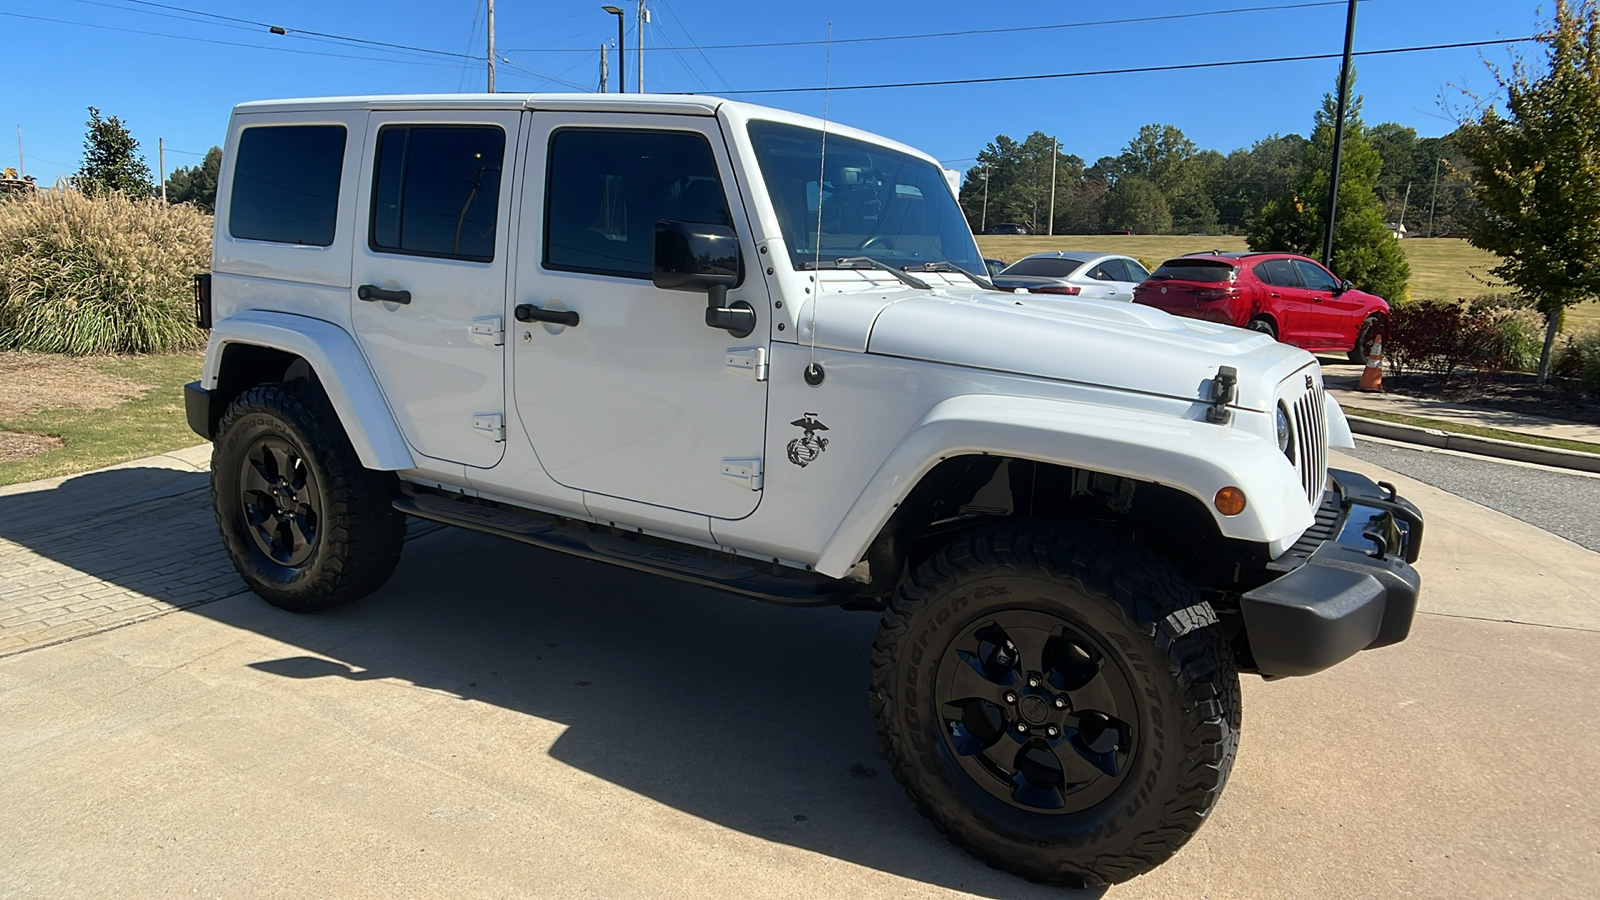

{"left": 1346, "top": 415, "right": 1600, "bottom": 474}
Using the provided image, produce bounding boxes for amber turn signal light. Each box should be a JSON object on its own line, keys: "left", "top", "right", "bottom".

{"left": 1214, "top": 486, "right": 1246, "bottom": 516}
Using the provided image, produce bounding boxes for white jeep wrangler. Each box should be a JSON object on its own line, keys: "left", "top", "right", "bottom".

{"left": 186, "top": 93, "right": 1423, "bottom": 886}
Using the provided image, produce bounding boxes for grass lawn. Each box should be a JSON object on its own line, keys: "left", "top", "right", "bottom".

{"left": 1341, "top": 405, "right": 1600, "bottom": 456}
{"left": 975, "top": 234, "right": 1600, "bottom": 330}
{"left": 0, "top": 353, "right": 205, "bottom": 487}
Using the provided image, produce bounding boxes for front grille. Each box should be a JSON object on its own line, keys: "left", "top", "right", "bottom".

{"left": 1291, "top": 382, "right": 1328, "bottom": 506}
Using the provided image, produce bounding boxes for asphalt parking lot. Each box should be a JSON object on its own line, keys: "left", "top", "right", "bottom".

{"left": 1, "top": 449, "right": 1597, "bottom": 898}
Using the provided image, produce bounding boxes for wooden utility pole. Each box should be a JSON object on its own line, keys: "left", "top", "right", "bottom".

{"left": 1047, "top": 136, "right": 1058, "bottom": 237}
{"left": 981, "top": 165, "right": 990, "bottom": 232}
{"left": 1321, "top": 0, "right": 1358, "bottom": 266}
{"left": 1397, "top": 181, "right": 1411, "bottom": 235}
{"left": 159, "top": 138, "right": 166, "bottom": 202}
{"left": 1427, "top": 157, "right": 1442, "bottom": 237}
{"left": 15, "top": 125, "right": 22, "bottom": 178}
{"left": 636, "top": 1, "right": 646, "bottom": 92}
{"left": 600, "top": 43, "right": 609, "bottom": 92}
{"left": 483, "top": 0, "right": 496, "bottom": 91}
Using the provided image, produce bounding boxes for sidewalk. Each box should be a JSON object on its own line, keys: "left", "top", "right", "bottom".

{"left": 1320, "top": 362, "right": 1600, "bottom": 471}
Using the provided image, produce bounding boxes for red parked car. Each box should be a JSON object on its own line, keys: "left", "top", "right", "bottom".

{"left": 1132, "top": 251, "right": 1389, "bottom": 363}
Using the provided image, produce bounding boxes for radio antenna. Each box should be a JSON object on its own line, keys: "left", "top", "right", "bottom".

{"left": 806, "top": 22, "right": 833, "bottom": 377}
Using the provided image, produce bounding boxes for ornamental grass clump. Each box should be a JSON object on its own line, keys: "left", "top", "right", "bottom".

{"left": 0, "top": 188, "right": 211, "bottom": 355}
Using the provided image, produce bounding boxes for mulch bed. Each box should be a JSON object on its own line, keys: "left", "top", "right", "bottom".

{"left": 1384, "top": 371, "right": 1600, "bottom": 426}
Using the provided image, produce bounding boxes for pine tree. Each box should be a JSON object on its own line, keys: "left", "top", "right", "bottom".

{"left": 74, "top": 107, "right": 154, "bottom": 199}
{"left": 165, "top": 146, "right": 222, "bottom": 213}
{"left": 1249, "top": 73, "right": 1411, "bottom": 302}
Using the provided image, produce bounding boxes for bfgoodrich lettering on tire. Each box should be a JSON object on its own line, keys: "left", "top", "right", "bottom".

{"left": 870, "top": 519, "right": 1240, "bottom": 886}
{"left": 211, "top": 382, "right": 405, "bottom": 612}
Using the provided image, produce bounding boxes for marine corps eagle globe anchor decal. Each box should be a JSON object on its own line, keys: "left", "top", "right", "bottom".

{"left": 787, "top": 413, "right": 830, "bottom": 467}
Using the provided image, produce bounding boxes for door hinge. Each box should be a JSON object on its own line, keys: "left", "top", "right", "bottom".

{"left": 724, "top": 347, "right": 767, "bottom": 382}
{"left": 720, "top": 457, "right": 763, "bottom": 490}
{"left": 470, "top": 315, "right": 505, "bottom": 346}
{"left": 473, "top": 413, "right": 505, "bottom": 442}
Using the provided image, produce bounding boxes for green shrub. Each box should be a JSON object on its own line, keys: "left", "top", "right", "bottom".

{"left": 1553, "top": 325, "right": 1600, "bottom": 392}
{"left": 1488, "top": 307, "right": 1546, "bottom": 373}
{"left": 0, "top": 188, "right": 211, "bottom": 354}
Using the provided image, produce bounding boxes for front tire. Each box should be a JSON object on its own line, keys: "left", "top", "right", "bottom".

{"left": 212, "top": 382, "right": 405, "bottom": 612}
{"left": 870, "top": 520, "right": 1240, "bottom": 886}
{"left": 1348, "top": 315, "right": 1382, "bottom": 365}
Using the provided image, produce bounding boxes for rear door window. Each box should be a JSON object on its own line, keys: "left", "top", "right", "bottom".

{"left": 229, "top": 125, "right": 347, "bottom": 246}
{"left": 1254, "top": 258, "right": 1304, "bottom": 288}
{"left": 1123, "top": 258, "right": 1150, "bottom": 281}
{"left": 370, "top": 124, "right": 506, "bottom": 262}
{"left": 1293, "top": 259, "right": 1339, "bottom": 292}
{"left": 543, "top": 129, "right": 730, "bottom": 279}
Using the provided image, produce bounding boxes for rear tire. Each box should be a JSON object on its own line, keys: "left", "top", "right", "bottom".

{"left": 1247, "top": 317, "right": 1277, "bottom": 339}
{"left": 1348, "top": 316, "right": 1382, "bottom": 365}
{"left": 870, "top": 520, "right": 1240, "bottom": 887}
{"left": 211, "top": 382, "right": 405, "bottom": 612}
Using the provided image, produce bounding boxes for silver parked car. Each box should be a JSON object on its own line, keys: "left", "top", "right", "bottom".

{"left": 992, "top": 251, "right": 1150, "bottom": 302}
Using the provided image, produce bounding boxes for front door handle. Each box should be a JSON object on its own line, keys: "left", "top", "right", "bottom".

{"left": 358, "top": 284, "right": 411, "bottom": 304}
{"left": 515, "top": 304, "right": 579, "bottom": 327}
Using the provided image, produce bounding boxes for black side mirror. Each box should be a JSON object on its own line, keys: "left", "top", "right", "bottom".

{"left": 653, "top": 219, "right": 753, "bottom": 338}
{"left": 1336, "top": 279, "right": 1354, "bottom": 295}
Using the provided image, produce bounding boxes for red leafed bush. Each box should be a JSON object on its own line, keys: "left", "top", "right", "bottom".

{"left": 1386, "top": 299, "right": 1524, "bottom": 380}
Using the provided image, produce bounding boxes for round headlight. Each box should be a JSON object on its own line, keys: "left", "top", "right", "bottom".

{"left": 1276, "top": 404, "right": 1294, "bottom": 458}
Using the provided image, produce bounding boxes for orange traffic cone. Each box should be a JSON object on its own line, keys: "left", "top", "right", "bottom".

{"left": 1359, "top": 338, "right": 1385, "bottom": 391}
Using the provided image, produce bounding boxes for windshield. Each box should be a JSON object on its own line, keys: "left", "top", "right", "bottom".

{"left": 747, "top": 120, "right": 983, "bottom": 275}
{"left": 1001, "top": 257, "right": 1085, "bottom": 277}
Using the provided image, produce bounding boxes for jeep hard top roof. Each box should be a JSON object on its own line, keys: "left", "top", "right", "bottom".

{"left": 229, "top": 93, "right": 939, "bottom": 169}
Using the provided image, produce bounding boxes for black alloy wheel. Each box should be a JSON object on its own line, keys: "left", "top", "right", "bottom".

{"left": 1247, "top": 317, "right": 1277, "bottom": 339}
{"left": 239, "top": 436, "right": 323, "bottom": 568}
{"left": 1349, "top": 315, "right": 1383, "bottom": 365}
{"left": 937, "top": 611, "right": 1138, "bottom": 813}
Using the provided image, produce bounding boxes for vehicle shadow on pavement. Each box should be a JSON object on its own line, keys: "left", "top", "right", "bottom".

{"left": 1, "top": 469, "right": 1102, "bottom": 898}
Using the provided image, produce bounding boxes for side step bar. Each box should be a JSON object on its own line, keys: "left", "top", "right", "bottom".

{"left": 393, "top": 488, "right": 855, "bottom": 607}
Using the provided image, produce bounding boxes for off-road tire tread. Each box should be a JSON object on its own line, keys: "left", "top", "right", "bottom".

{"left": 869, "top": 519, "right": 1240, "bottom": 887}
{"left": 212, "top": 382, "right": 405, "bottom": 612}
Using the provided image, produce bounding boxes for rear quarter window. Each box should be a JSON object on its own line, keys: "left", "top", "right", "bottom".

{"left": 1149, "top": 260, "right": 1236, "bottom": 283}
{"left": 228, "top": 125, "right": 347, "bottom": 246}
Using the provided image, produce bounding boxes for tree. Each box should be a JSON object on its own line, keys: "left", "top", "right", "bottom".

{"left": 74, "top": 107, "right": 153, "bottom": 199}
{"left": 960, "top": 132, "right": 1085, "bottom": 233}
{"left": 1455, "top": 0, "right": 1600, "bottom": 383}
{"left": 165, "top": 146, "right": 222, "bottom": 212}
{"left": 1248, "top": 71, "right": 1411, "bottom": 303}
{"left": 1211, "top": 134, "right": 1307, "bottom": 232}
{"left": 1103, "top": 177, "right": 1171, "bottom": 234}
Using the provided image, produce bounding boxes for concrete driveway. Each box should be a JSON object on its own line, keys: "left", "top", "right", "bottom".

{"left": 0, "top": 450, "right": 1596, "bottom": 898}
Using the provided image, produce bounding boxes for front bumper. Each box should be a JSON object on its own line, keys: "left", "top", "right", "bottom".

{"left": 1240, "top": 468, "right": 1423, "bottom": 677}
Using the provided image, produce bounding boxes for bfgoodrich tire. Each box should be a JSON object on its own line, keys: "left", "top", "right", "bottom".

{"left": 212, "top": 382, "right": 405, "bottom": 612}
{"left": 870, "top": 520, "right": 1240, "bottom": 886}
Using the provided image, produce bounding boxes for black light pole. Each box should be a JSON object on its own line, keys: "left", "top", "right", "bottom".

{"left": 1322, "top": 0, "right": 1358, "bottom": 267}
{"left": 602, "top": 6, "right": 625, "bottom": 94}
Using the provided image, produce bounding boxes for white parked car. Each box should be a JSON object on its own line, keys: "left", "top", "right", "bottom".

{"left": 992, "top": 250, "right": 1150, "bottom": 301}
{"left": 185, "top": 92, "right": 1423, "bottom": 888}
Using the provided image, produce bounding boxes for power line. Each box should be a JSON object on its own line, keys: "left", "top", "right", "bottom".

{"left": 113, "top": 0, "right": 478, "bottom": 60}
{"left": 719, "top": 37, "right": 1535, "bottom": 95}
{"left": 0, "top": 11, "right": 464, "bottom": 67}
{"left": 503, "top": 1, "right": 1360, "bottom": 53}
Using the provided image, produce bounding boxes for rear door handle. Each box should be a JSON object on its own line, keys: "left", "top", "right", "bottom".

{"left": 515, "top": 304, "right": 579, "bottom": 327}
{"left": 1268, "top": 292, "right": 1281, "bottom": 299}
{"left": 358, "top": 284, "right": 411, "bottom": 304}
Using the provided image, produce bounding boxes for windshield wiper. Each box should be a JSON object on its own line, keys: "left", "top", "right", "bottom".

{"left": 900, "top": 260, "right": 996, "bottom": 290}
{"left": 798, "top": 256, "right": 931, "bottom": 290}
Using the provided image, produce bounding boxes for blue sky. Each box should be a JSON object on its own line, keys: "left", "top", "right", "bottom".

{"left": 0, "top": 0, "right": 1541, "bottom": 186}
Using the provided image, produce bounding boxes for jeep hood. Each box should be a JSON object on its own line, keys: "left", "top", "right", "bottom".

{"left": 801, "top": 287, "right": 1314, "bottom": 412}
